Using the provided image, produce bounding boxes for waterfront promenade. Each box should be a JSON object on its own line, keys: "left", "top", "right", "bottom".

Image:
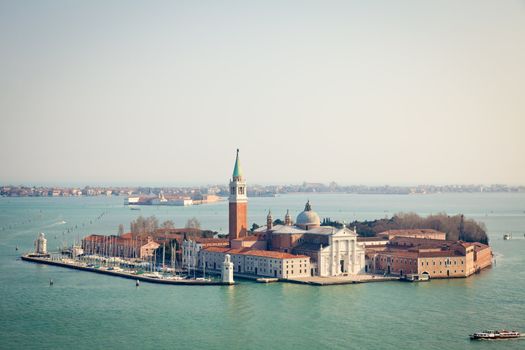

{"left": 286, "top": 274, "right": 399, "bottom": 286}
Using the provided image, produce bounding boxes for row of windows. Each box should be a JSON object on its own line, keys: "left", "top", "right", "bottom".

{"left": 230, "top": 186, "right": 245, "bottom": 195}
{"left": 421, "top": 259, "right": 464, "bottom": 266}
{"left": 377, "top": 257, "right": 415, "bottom": 265}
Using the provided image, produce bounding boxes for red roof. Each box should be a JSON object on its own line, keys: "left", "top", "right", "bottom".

{"left": 460, "top": 241, "right": 489, "bottom": 249}
{"left": 374, "top": 250, "right": 419, "bottom": 258}
{"left": 379, "top": 229, "right": 446, "bottom": 236}
{"left": 239, "top": 249, "right": 309, "bottom": 259}
{"left": 203, "top": 247, "right": 308, "bottom": 260}
{"left": 418, "top": 250, "right": 463, "bottom": 258}
{"left": 82, "top": 234, "right": 151, "bottom": 246}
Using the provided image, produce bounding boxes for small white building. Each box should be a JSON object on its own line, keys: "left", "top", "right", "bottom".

{"left": 182, "top": 239, "right": 201, "bottom": 270}
{"left": 168, "top": 199, "right": 193, "bottom": 206}
{"left": 125, "top": 196, "right": 141, "bottom": 205}
{"left": 222, "top": 254, "right": 234, "bottom": 284}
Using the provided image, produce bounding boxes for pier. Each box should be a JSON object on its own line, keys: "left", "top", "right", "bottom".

{"left": 285, "top": 275, "right": 400, "bottom": 286}
{"left": 21, "top": 255, "right": 234, "bottom": 286}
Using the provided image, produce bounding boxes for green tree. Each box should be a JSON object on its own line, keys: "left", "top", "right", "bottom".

{"left": 185, "top": 217, "right": 201, "bottom": 229}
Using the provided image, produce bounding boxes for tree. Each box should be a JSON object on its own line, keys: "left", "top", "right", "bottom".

{"left": 118, "top": 224, "right": 124, "bottom": 236}
{"left": 161, "top": 220, "right": 175, "bottom": 229}
{"left": 251, "top": 223, "right": 260, "bottom": 231}
{"left": 347, "top": 212, "right": 488, "bottom": 244}
{"left": 273, "top": 219, "right": 284, "bottom": 225}
{"left": 185, "top": 217, "right": 201, "bottom": 229}
{"left": 130, "top": 215, "right": 159, "bottom": 237}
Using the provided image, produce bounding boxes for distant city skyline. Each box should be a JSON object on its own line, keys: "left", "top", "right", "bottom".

{"left": 1, "top": 1, "right": 524, "bottom": 185}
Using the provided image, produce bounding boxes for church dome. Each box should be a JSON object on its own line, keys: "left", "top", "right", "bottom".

{"left": 296, "top": 201, "right": 320, "bottom": 229}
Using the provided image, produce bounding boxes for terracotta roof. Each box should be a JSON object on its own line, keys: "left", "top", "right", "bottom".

{"left": 418, "top": 250, "right": 463, "bottom": 258}
{"left": 194, "top": 238, "right": 229, "bottom": 244}
{"left": 389, "top": 236, "right": 456, "bottom": 247}
{"left": 82, "top": 234, "right": 151, "bottom": 246}
{"left": 202, "top": 246, "right": 308, "bottom": 260}
{"left": 379, "top": 229, "right": 446, "bottom": 236}
{"left": 375, "top": 250, "right": 419, "bottom": 259}
{"left": 155, "top": 228, "right": 202, "bottom": 234}
{"left": 240, "top": 249, "right": 309, "bottom": 259}
{"left": 203, "top": 246, "right": 236, "bottom": 254}
{"left": 357, "top": 236, "right": 389, "bottom": 242}
{"left": 460, "top": 241, "right": 489, "bottom": 250}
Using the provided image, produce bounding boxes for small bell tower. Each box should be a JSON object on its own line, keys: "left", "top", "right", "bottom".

{"left": 267, "top": 209, "right": 273, "bottom": 230}
{"left": 284, "top": 209, "right": 292, "bottom": 226}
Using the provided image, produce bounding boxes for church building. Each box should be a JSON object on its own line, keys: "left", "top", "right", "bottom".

{"left": 254, "top": 202, "right": 366, "bottom": 277}
{"left": 188, "top": 149, "right": 366, "bottom": 279}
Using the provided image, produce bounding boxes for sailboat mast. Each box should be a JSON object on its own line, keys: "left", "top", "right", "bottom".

{"left": 162, "top": 243, "right": 166, "bottom": 272}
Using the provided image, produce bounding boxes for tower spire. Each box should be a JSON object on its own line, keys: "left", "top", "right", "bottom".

{"left": 232, "top": 148, "right": 243, "bottom": 180}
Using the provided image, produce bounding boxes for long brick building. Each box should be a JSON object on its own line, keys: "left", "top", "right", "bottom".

{"left": 366, "top": 236, "right": 492, "bottom": 278}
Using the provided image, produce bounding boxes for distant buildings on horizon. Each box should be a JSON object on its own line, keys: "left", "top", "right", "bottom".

{"left": 1, "top": 182, "right": 524, "bottom": 198}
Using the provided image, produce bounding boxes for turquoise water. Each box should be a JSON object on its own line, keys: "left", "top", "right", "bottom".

{"left": 0, "top": 193, "right": 524, "bottom": 350}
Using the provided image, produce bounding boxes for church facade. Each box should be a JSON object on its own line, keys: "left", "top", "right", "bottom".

{"left": 254, "top": 202, "right": 366, "bottom": 277}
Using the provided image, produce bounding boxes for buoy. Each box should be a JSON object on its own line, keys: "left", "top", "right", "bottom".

{"left": 15, "top": 245, "right": 19, "bottom": 251}
{"left": 136, "top": 280, "right": 140, "bottom": 287}
{"left": 49, "top": 279, "right": 54, "bottom": 286}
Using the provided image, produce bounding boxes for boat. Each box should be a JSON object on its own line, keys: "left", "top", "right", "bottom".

{"left": 195, "top": 277, "right": 211, "bottom": 282}
{"left": 402, "top": 273, "right": 429, "bottom": 282}
{"left": 165, "top": 275, "right": 185, "bottom": 281}
{"left": 470, "top": 330, "right": 521, "bottom": 340}
{"left": 503, "top": 234, "right": 512, "bottom": 240}
{"left": 143, "top": 272, "right": 162, "bottom": 279}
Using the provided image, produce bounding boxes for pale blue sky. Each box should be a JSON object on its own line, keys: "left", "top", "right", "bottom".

{"left": 1, "top": 1, "right": 524, "bottom": 186}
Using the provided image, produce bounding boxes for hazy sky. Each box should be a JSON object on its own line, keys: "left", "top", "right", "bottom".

{"left": 1, "top": 0, "right": 524, "bottom": 186}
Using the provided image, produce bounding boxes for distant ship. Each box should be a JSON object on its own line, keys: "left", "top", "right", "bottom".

{"left": 503, "top": 234, "right": 512, "bottom": 240}
{"left": 470, "top": 330, "right": 521, "bottom": 340}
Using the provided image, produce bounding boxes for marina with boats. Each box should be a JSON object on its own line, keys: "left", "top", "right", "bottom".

{"left": 21, "top": 254, "right": 233, "bottom": 285}
{"left": 22, "top": 232, "right": 235, "bottom": 286}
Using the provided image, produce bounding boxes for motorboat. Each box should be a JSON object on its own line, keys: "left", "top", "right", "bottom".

{"left": 402, "top": 273, "right": 430, "bottom": 282}
{"left": 470, "top": 330, "right": 520, "bottom": 340}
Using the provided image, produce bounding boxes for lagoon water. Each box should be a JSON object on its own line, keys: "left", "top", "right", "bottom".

{"left": 0, "top": 193, "right": 524, "bottom": 350}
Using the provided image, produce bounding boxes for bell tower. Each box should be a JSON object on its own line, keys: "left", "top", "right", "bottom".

{"left": 229, "top": 149, "right": 248, "bottom": 242}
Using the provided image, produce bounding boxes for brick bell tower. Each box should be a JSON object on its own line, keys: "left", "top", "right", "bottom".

{"left": 229, "top": 149, "right": 248, "bottom": 242}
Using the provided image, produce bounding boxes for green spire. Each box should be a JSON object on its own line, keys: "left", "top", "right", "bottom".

{"left": 232, "top": 148, "right": 243, "bottom": 179}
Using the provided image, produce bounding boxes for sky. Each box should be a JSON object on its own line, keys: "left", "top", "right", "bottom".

{"left": 1, "top": 0, "right": 524, "bottom": 186}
